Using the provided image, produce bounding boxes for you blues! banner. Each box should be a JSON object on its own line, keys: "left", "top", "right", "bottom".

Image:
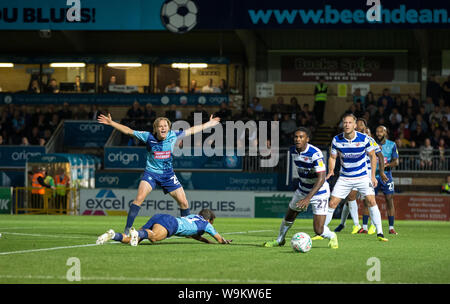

{"left": 0, "top": 0, "right": 448, "bottom": 31}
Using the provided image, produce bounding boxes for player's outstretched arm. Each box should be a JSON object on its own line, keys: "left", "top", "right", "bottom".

{"left": 213, "top": 233, "right": 232, "bottom": 244}
{"left": 97, "top": 113, "right": 134, "bottom": 136}
{"left": 184, "top": 115, "right": 220, "bottom": 137}
{"left": 190, "top": 235, "right": 214, "bottom": 244}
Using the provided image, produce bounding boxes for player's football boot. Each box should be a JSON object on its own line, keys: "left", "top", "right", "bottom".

{"left": 368, "top": 224, "right": 376, "bottom": 235}
{"left": 334, "top": 224, "right": 345, "bottom": 232}
{"left": 129, "top": 227, "right": 139, "bottom": 247}
{"left": 357, "top": 228, "right": 368, "bottom": 234}
{"left": 263, "top": 239, "right": 285, "bottom": 247}
{"left": 311, "top": 235, "right": 324, "bottom": 240}
{"left": 96, "top": 229, "right": 115, "bottom": 245}
{"left": 351, "top": 225, "right": 362, "bottom": 234}
{"left": 389, "top": 228, "right": 398, "bottom": 235}
{"left": 328, "top": 233, "right": 338, "bottom": 249}
{"left": 377, "top": 234, "right": 388, "bottom": 242}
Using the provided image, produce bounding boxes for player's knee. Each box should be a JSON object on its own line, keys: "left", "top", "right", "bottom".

{"left": 329, "top": 199, "right": 339, "bottom": 208}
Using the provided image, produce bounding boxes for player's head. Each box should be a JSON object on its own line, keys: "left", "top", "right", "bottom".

{"left": 153, "top": 117, "right": 171, "bottom": 139}
{"left": 342, "top": 113, "right": 357, "bottom": 135}
{"left": 293, "top": 127, "right": 311, "bottom": 150}
{"left": 356, "top": 118, "right": 368, "bottom": 133}
{"left": 198, "top": 209, "right": 216, "bottom": 224}
{"left": 376, "top": 125, "right": 388, "bottom": 142}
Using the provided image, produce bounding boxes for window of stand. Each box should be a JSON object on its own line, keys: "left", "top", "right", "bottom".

{"left": 0, "top": 64, "right": 41, "bottom": 93}
{"left": 0, "top": 62, "right": 244, "bottom": 95}
{"left": 99, "top": 63, "right": 150, "bottom": 94}
{"left": 41, "top": 63, "right": 96, "bottom": 93}
{"left": 154, "top": 63, "right": 243, "bottom": 94}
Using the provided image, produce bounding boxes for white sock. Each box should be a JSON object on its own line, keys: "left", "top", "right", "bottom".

{"left": 368, "top": 205, "right": 383, "bottom": 235}
{"left": 324, "top": 208, "right": 335, "bottom": 227}
{"left": 320, "top": 225, "right": 334, "bottom": 240}
{"left": 348, "top": 200, "right": 360, "bottom": 227}
{"left": 340, "top": 204, "right": 349, "bottom": 225}
{"left": 277, "top": 219, "right": 293, "bottom": 243}
{"left": 389, "top": 226, "right": 394, "bottom": 230}
{"left": 363, "top": 224, "right": 368, "bottom": 230}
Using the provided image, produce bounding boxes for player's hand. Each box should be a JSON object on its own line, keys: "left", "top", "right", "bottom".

{"left": 380, "top": 172, "right": 389, "bottom": 183}
{"left": 223, "top": 239, "right": 232, "bottom": 244}
{"left": 296, "top": 198, "right": 310, "bottom": 211}
{"left": 371, "top": 177, "right": 378, "bottom": 189}
{"left": 326, "top": 171, "right": 334, "bottom": 180}
{"left": 97, "top": 113, "right": 113, "bottom": 125}
{"left": 208, "top": 114, "right": 221, "bottom": 127}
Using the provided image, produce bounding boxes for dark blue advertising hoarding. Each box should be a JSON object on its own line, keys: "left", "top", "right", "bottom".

{"left": 0, "top": 0, "right": 448, "bottom": 31}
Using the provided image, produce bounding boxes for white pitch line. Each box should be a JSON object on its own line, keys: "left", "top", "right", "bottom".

{"left": 0, "top": 227, "right": 42, "bottom": 230}
{"left": 0, "top": 232, "right": 92, "bottom": 239}
{"left": 0, "top": 243, "right": 115, "bottom": 256}
{"left": 0, "top": 230, "right": 273, "bottom": 256}
{"left": 0, "top": 274, "right": 384, "bottom": 284}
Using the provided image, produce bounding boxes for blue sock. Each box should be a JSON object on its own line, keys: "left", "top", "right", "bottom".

{"left": 180, "top": 208, "right": 190, "bottom": 217}
{"left": 388, "top": 216, "right": 395, "bottom": 227}
{"left": 112, "top": 233, "right": 123, "bottom": 242}
{"left": 138, "top": 230, "right": 148, "bottom": 240}
{"left": 125, "top": 204, "right": 141, "bottom": 232}
{"left": 363, "top": 215, "right": 369, "bottom": 226}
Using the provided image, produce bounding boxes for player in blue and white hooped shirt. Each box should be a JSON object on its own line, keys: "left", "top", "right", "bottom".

{"left": 333, "top": 118, "right": 388, "bottom": 235}
{"left": 325, "top": 114, "right": 388, "bottom": 242}
{"left": 97, "top": 113, "right": 220, "bottom": 235}
{"left": 263, "top": 127, "right": 338, "bottom": 249}
{"left": 96, "top": 209, "right": 232, "bottom": 246}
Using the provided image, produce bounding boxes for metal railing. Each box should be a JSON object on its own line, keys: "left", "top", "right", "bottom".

{"left": 396, "top": 149, "right": 450, "bottom": 172}
{"left": 14, "top": 187, "right": 79, "bottom": 215}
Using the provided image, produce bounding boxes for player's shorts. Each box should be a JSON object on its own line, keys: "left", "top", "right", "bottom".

{"left": 289, "top": 184, "right": 330, "bottom": 215}
{"left": 142, "top": 214, "right": 179, "bottom": 237}
{"left": 348, "top": 187, "right": 363, "bottom": 200}
{"left": 375, "top": 173, "right": 395, "bottom": 195}
{"left": 141, "top": 170, "right": 182, "bottom": 194}
{"left": 331, "top": 176, "right": 375, "bottom": 200}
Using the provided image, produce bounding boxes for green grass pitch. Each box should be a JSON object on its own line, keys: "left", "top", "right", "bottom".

{"left": 0, "top": 215, "right": 449, "bottom": 284}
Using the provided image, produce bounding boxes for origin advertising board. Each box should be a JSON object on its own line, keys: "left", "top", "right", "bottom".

{"left": 80, "top": 189, "right": 254, "bottom": 218}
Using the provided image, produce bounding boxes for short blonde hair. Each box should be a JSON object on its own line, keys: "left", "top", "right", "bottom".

{"left": 153, "top": 117, "right": 172, "bottom": 135}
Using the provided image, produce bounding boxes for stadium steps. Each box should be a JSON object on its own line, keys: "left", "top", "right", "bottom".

{"left": 311, "top": 126, "right": 335, "bottom": 148}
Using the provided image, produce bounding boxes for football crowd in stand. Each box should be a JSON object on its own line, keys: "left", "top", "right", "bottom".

{"left": 1, "top": 77, "right": 449, "bottom": 169}
{"left": 0, "top": 103, "right": 109, "bottom": 146}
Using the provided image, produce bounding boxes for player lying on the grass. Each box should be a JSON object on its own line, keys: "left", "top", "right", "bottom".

{"left": 333, "top": 119, "right": 388, "bottom": 235}
{"left": 97, "top": 113, "right": 220, "bottom": 235}
{"left": 96, "top": 209, "right": 232, "bottom": 246}
{"left": 324, "top": 114, "right": 388, "bottom": 242}
{"left": 263, "top": 127, "right": 338, "bottom": 249}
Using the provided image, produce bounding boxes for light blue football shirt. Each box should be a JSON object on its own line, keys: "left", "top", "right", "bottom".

{"left": 133, "top": 130, "right": 185, "bottom": 174}
{"left": 175, "top": 214, "right": 218, "bottom": 237}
